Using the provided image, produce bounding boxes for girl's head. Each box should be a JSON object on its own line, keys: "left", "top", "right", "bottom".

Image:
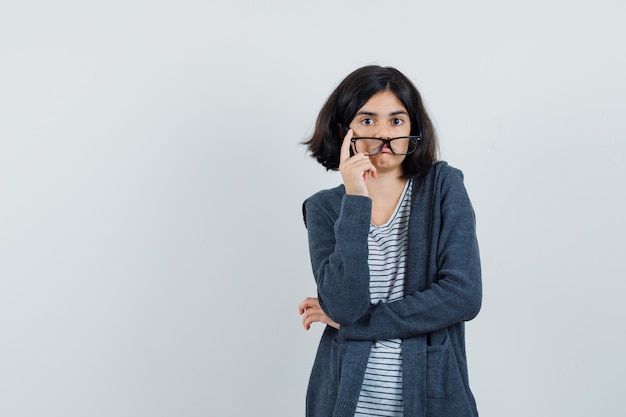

{"left": 304, "top": 65, "right": 438, "bottom": 177}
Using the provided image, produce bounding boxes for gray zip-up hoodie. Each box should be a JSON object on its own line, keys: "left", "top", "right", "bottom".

{"left": 303, "top": 161, "right": 482, "bottom": 417}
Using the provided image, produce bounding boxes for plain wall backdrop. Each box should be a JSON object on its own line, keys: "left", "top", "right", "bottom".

{"left": 1, "top": 1, "right": 624, "bottom": 416}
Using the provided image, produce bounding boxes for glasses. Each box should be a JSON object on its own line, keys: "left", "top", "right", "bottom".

{"left": 350, "top": 136, "right": 421, "bottom": 156}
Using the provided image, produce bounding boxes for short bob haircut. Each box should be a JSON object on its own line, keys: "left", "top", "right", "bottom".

{"left": 304, "top": 65, "right": 438, "bottom": 178}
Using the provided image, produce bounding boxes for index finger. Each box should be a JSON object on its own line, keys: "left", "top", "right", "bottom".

{"left": 340, "top": 128, "right": 353, "bottom": 163}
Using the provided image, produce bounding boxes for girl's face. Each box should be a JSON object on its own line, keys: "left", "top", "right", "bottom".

{"left": 347, "top": 90, "right": 411, "bottom": 174}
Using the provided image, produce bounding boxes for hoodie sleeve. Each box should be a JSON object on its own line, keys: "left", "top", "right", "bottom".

{"left": 339, "top": 169, "right": 482, "bottom": 341}
{"left": 303, "top": 193, "right": 373, "bottom": 326}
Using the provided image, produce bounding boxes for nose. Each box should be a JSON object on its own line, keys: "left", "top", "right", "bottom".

{"left": 374, "top": 125, "right": 392, "bottom": 139}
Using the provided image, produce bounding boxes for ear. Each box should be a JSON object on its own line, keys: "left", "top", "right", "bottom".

{"left": 337, "top": 123, "right": 347, "bottom": 139}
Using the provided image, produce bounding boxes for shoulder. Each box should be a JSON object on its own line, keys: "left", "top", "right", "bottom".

{"left": 304, "top": 184, "right": 346, "bottom": 206}
{"left": 302, "top": 184, "right": 345, "bottom": 226}
{"left": 410, "top": 161, "right": 465, "bottom": 194}
{"left": 434, "top": 160, "right": 464, "bottom": 182}
{"left": 434, "top": 162, "right": 475, "bottom": 218}
{"left": 427, "top": 161, "right": 467, "bottom": 195}
{"left": 432, "top": 162, "right": 472, "bottom": 205}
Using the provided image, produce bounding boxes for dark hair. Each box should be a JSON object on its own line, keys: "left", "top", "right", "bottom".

{"left": 303, "top": 65, "right": 438, "bottom": 178}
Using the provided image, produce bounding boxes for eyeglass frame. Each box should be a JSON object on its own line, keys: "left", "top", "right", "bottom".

{"left": 350, "top": 135, "right": 422, "bottom": 156}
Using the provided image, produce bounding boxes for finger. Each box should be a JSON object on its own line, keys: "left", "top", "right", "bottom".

{"left": 339, "top": 128, "right": 353, "bottom": 163}
{"left": 365, "top": 164, "right": 377, "bottom": 181}
{"left": 302, "top": 313, "right": 313, "bottom": 330}
{"left": 298, "top": 297, "right": 315, "bottom": 313}
{"left": 298, "top": 297, "right": 320, "bottom": 314}
{"left": 302, "top": 310, "right": 318, "bottom": 330}
{"left": 348, "top": 155, "right": 377, "bottom": 181}
{"left": 301, "top": 309, "right": 325, "bottom": 330}
{"left": 346, "top": 157, "right": 377, "bottom": 183}
{"left": 298, "top": 298, "right": 309, "bottom": 314}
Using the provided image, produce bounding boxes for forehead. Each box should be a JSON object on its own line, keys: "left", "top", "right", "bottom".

{"left": 357, "top": 90, "right": 407, "bottom": 114}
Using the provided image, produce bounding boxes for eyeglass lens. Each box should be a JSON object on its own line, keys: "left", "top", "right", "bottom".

{"left": 354, "top": 138, "right": 416, "bottom": 155}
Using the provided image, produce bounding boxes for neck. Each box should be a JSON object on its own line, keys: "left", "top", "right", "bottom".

{"left": 366, "top": 170, "right": 407, "bottom": 201}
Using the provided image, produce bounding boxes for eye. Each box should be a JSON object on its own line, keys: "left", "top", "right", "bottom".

{"left": 360, "top": 118, "right": 374, "bottom": 126}
{"left": 392, "top": 118, "right": 404, "bottom": 125}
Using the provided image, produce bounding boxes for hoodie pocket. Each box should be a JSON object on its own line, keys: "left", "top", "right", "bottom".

{"left": 426, "top": 329, "right": 455, "bottom": 399}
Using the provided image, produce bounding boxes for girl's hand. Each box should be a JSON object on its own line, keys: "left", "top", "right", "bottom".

{"left": 298, "top": 297, "right": 340, "bottom": 330}
{"left": 339, "top": 129, "right": 376, "bottom": 197}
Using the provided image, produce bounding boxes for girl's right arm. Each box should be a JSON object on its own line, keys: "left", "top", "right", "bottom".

{"left": 303, "top": 129, "right": 377, "bottom": 325}
{"left": 303, "top": 194, "right": 372, "bottom": 325}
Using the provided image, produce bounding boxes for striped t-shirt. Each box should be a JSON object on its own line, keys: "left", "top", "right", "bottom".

{"left": 354, "top": 179, "right": 412, "bottom": 417}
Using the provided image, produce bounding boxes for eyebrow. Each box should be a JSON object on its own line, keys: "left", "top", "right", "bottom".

{"left": 356, "top": 110, "right": 409, "bottom": 117}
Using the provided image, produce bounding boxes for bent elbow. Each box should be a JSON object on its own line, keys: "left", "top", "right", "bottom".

{"left": 323, "top": 298, "right": 372, "bottom": 327}
{"left": 463, "top": 287, "right": 482, "bottom": 321}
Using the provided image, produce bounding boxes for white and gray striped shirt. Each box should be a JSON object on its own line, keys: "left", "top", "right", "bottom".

{"left": 355, "top": 179, "right": 412, "bottom": 417}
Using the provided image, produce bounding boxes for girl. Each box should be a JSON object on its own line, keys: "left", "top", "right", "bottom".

{"left": 298, "top": 65, "right": 481, "bottom": 417}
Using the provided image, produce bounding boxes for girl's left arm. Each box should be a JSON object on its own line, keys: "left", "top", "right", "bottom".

{"left": 339, "top": 170, "right": 482, "bottom": 341}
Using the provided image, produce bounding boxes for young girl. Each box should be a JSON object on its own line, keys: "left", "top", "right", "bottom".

{"left": 298, "top": 65, "right": 481, "bottom": 417}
